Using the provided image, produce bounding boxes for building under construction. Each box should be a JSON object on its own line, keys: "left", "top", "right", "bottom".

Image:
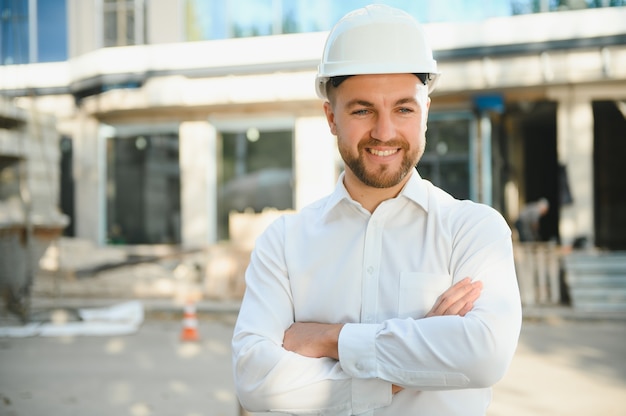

{"left": 1, "top": 1, "right": 625, "bottom": 313}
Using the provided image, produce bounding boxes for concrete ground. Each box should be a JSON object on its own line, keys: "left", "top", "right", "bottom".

{"left": 489, "top": 319, "right": 626, "bottom": 416}
{"left": 1, "top": 303, "right": 625, "bottom": 416}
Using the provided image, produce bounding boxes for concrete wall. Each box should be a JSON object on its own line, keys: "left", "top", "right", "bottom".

{"left": 68, "top": 0, "right": 99, "bottom": 58}
{"left": 0, "top": 97, "right": 67, "bottom": 228}
{"left": 294, "top": 117, "right": 338, "bottom": 210}
{"left": 147, "top": 0, "right": 184, "bottom": 44}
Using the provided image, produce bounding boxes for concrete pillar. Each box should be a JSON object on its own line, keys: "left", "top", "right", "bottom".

{"left": 73, "top": 112, "right": 106, "bottom": 245}
{"left": 552, "top": 88, "right": 594, "bottom": 246}
{"left": 67, "top": 0, "right": 98, "bottom": 58}
{"left": 294, "top": 117, "right": 337, "bottom": 210}
{"left": 179, "top": 121, "right": 217, "bottom": 248}
{"left": 479, "top": 113, "right": 493, "bottom": 206}
{"left": 24, "top": 113, "right": 61, "bottom": 218}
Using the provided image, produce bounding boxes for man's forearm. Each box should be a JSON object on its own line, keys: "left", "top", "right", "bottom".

{"left": 283, "top": 322, "right": 344, "bottom": 359}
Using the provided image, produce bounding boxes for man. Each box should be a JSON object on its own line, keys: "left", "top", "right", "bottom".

{"left": 515, "top": 198, "right": 550, "bottom": 242}
{"left": 232, "top": 5, "right": 521, "bottom": 415}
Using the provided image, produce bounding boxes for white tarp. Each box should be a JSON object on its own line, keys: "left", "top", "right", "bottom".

{"left": 0, "top": 300, "right": 144, "bottom": 337}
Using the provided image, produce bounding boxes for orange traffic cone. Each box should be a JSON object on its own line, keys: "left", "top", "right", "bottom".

{"left": 180, "top": 302, "right": 200, "bottom": 342}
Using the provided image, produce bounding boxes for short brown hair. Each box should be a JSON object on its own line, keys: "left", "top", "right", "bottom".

{"left": 325, "top": 73, "right": 431, "bottom": 103}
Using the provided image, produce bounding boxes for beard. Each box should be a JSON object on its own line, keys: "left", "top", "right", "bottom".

{"left": 339, "top": 138, "right": 423, "bottom": 189}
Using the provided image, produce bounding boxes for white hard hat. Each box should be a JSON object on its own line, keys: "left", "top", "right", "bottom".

{"left": 315, "top": 4, "right": 440, "bottom": 99}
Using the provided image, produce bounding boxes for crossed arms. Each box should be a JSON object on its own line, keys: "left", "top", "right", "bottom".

{"left": 283, "top": 277, "right": 482, "bottom": 360}
{"left": 233, "top": 211, "right": 522, "bottom": 414}
{"left": 283, "top": 278, "right": 482, "bottom": 395}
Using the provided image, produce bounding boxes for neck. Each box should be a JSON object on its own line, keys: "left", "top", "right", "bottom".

{"left": 343, "top": 170, "right": 412, "bottom": 213}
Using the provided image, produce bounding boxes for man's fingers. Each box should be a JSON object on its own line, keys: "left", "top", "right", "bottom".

{"left": 426, "top": 278, "right": 482, "bottom": 317}
{"left": 444, "top": 283, "right": 482, "bottom": 315}
{"left": 432, "top": 278, "right": 473, "bottom": 312}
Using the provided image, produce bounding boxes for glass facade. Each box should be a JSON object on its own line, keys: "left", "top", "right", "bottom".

{"left": 217, "top": 128, "right": 293, "bottom": 240}
{"left": 106, "top": 133, "right": 181, "bottom": 245}
{"left": 2, "top": 0, "right": 623, "bottom": 63}
{"left": 0, "top": 0, "right": 67, "bottom": 65}
{"left": 420, "top": 114, "right": 474, "bottom": 200}
{"left": 37, "top": 0, "right": 67, "bottom": 62}
{"left": 0, "top": 0, "right": 29, "bottom": 64}
{"left": 184, "top": 0, "right": 626, "bottom": 41}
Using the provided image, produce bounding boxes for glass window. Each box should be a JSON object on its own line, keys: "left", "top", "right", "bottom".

{"left": 419, "top": 115, "right": 472, "bottom": 200}
{"left": 0, "top": 0, "right": 67, "bottom": 64}
{"left": 0, "top": 156, "right": 21, "bottom": 201}
{"left": 217, "top": 128, "right": 293, "bottom": 240}
{"left": 37, "top": 0, "right": 67, "bottom": 62}
{"left": 0, "top": 0, "right": 29, "bottom": 65}
{"left": 103, "top": 0, "right": 144, "bottom": 47}
{"left": 185, "top": 0, "right": 226, "bottom": 40}
{"left": 230, "top": 0, "right": 274, "bottom": 37}
{"left": 106, "top": 132, "right": 181, "bottom": 245}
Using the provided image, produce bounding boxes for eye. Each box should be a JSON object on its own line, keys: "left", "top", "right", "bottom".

{"left": 398, "top": 107, "right": 414, "bottom": 114}
{"left": 351, "top": 109, "right": 370, "bottom": 116}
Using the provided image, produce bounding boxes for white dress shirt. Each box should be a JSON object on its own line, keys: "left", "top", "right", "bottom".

{"left": 232, "top": 170, "right": 522, "bottom": 415}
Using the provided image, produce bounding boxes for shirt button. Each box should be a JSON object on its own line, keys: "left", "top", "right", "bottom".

{"left": 367, "top": 266, "right": 374, "bottom": 274}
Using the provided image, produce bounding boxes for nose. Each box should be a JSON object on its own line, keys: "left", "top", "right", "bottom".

{"left": 371, "top": 112, "right": 396, "bottom": 142}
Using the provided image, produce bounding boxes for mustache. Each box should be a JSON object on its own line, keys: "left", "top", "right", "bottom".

{"left": 358, "top": 138, "right": 409, "bottom": 150}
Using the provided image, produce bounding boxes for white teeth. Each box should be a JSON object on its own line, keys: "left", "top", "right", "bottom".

{"left": 369, "top": 149, "right": 398, "bottom": 156}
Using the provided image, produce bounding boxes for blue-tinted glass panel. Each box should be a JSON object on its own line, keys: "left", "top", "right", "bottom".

{"left": 37, "top": 0, "right": 67, "bottom": 62}
{"left": 184, "top": 0, "right": 623, "bottom": 41}
{"left": 0, "top": 0, "right": 29, "bottom": 65}
{"left": 323, "top": 0, "right": 516, "bottom": 24}
{"left": 186, "top": 0, "right": 227, "bottom": 40}
{"left": 280, "top": 0, "right": 324, "bottom": 33}
{"left": 229, "top": 0, "right": 273, "bottom": 37}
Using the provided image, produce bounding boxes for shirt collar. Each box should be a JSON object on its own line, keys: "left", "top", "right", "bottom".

{"left": 401, "top": 170, "right": 430, "bottom": 212}
{"left": 320, "top": 169, "right": 430, "bottom": 220}
{"left": 320, "top": 172, "right": 353, "bottom": 219}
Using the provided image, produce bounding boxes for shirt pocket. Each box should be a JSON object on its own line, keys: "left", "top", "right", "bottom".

{"left": 398, "top": 272, "right": 453, "bottom": 319}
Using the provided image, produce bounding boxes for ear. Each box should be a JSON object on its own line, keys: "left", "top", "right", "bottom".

{"left": 323, "top": 101, "right": 337, "bottom": 135}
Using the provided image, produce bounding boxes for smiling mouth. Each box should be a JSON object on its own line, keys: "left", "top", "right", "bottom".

{"left": 368, "top": 148, "right": 399, "bottom": 157}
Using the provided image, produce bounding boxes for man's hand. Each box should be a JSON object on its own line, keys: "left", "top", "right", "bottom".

{"left": 283, "top": 322, "right": 344, "bottom": 359}
{"left": 426, "top": 277, "right": 482, "bottom": 318}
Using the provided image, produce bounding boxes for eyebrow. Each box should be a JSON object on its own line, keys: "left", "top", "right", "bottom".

{"left": 345, "top": 97, "right": 418, "bottom": 109}
{"left": 345, "top": 99, "right": 374, "bottom": 109}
